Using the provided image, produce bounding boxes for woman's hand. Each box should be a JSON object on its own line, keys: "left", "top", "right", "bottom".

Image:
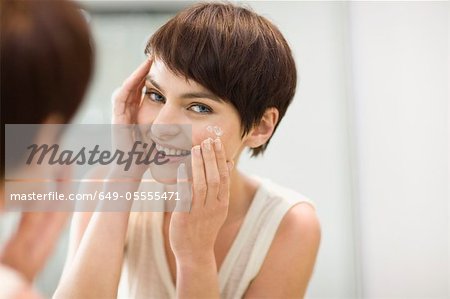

{"left": 169, "top": 138, "right": 233, "bottom": 298}
{"left": 112, "top": 58, "right": 152, "bottom": 125}
{"left": 110, "top": 58, "right": 152, "bottom": 178}
{"left": 169, "top": 137, "right": 234, "bottom": 263}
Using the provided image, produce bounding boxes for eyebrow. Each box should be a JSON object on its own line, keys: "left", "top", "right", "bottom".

{"left": 146, "top": 75, "right": 222, "bottom": 103}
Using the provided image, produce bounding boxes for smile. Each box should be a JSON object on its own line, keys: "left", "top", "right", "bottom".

{"left": 154, "top": 143, "right": 190, "bottom": 157}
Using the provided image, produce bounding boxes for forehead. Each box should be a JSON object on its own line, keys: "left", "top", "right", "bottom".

{"left": 147, "top": 58, "right": 207, "bottom": 93}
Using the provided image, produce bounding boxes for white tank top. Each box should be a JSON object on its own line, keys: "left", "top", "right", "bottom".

{"left": 118, "top": 177, "right": 315, "bottom": 299}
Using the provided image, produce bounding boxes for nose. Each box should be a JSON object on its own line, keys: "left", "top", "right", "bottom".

{"left": 151, "top": 103, "right": 182, "bottom": 139}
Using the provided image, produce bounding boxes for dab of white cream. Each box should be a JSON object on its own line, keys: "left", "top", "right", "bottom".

{"left": 206, "top": 125, "right": 223, "bottom": 137}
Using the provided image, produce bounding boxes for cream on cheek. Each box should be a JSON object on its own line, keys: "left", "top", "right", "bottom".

{"left": 201, "top": 124, "right": 224, "bottom": 143}
{"left": 191, "top": 125, "right": 223, "bottom": 146}
{"left": 206, "top": 125, "right": 223, "bottom": 137}
{"left": 190, "top": 125, "right": 247, "bottom": 163}
{"left": 197, "top": 125, "right": 235, "bottom": 159}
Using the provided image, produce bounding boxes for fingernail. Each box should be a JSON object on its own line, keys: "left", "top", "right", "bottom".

{"left": 214, "top": 138, "right": 222, "bottom": 151}
{"left": 192, "top": 145, "right": 201, "bottom": 156}
{"left": 203, "top": 139, "right": 211, "bottom": 151}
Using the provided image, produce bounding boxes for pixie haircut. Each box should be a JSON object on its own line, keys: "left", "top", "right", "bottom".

{"left": 146, "top": 2, "right": 297, "bottom": 157}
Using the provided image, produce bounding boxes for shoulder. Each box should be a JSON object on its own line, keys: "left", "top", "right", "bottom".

{"left": 256, "top": 177, "right": 320, "bottom": 242}
{"left": 277, "top": 202, "right": 321, "bottom": 250}
{"left": 244, "top": 203, "right": 321, "bottom": 297}
{"left": 268, "top": 179, "right": 321, "bottom": 259}
{"left": 244, "top": 180, "right": 321, "bottom": 297}
{"left": 258, "top": 177, "right": 316, "bottom": 209}
{"left": 279, "top": 201, "right": 320, "bottom": 234}
{"left": 266, "top": 200, "right": 321, "bottom": 273}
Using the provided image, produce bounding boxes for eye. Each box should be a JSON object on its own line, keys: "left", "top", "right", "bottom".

{"left": 144, "top": 87, "right": 165, "bottom": 103}
{"left": 188, "top": 103, "right": 213, "bottom": 114}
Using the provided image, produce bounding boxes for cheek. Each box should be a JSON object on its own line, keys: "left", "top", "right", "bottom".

{"left": 191, "top": 128, "right": 211, "bottom": 147}
{"left": 191, "top": 123, "right": 241, "bottom": 159}
{"left": 137, "top": 102, "right": 158, "bottom": 124}
{"left": 191, "top": 123, "right": 227, "bottom": 144}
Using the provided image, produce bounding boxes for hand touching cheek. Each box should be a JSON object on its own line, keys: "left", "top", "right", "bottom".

{"left": 169, "top": 137, "right": 233, "bottom": 263}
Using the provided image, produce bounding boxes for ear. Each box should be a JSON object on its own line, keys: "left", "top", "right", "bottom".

{"left": 244, "top": 107, "right": 279, "bottom": 149}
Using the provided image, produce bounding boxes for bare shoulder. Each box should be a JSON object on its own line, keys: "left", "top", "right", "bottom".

{"left": 279, "top": 202, "right": 321, "bottom": 242}
{"left": 270, "top": 202, "right": 321, "bottom": 270}
{"left": 244, "top": 202, "right": 321, "bottom": 298}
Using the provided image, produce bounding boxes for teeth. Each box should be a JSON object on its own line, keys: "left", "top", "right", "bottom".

{"left": 154, "top": 143, "right": 189, "bottom": 156}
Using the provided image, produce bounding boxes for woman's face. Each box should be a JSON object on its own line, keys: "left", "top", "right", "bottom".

{"left": 137, "top": 58, "right": 245, "bottom": 184}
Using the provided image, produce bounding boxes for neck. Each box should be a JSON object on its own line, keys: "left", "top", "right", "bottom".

{"left": 227, "top": 168, "right": 259, "bottom": 223}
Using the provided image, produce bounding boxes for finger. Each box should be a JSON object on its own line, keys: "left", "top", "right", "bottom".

{"left": 136, "top": 74, "right": 148, "bottom": 108}
{"left": 201, "top": 138, "right": 220, "bottom": 207}
{"left": 114, "top": 59, "right": 152, "bottom": 113}
{"left": 111, "top": 87, "right": 126, "bottom": 116}
{"left": 123, "top": 58, "right": 152, "bottom": 92}
{"left": 213, "top": 138, "right": 230, "bottom": 203}
{"left": 191, "top": 145, "right": 207, "bottom": 209}
{"left": 131, "top": 63, "right": 152, "bottom": 110}
{"left": 175, "top": 163, "right": 192, "bottom": 212}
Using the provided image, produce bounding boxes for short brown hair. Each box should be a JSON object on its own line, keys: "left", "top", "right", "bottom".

{"left": 146, "top": 2, "right": 297, "bottom": 156}
{"left": 1, "top": 0, "right": 94, "bottom": 177}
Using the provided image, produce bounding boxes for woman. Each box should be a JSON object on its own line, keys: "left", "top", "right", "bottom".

{"left": 56, "top": 3, "right": 320, "bottom": 298}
